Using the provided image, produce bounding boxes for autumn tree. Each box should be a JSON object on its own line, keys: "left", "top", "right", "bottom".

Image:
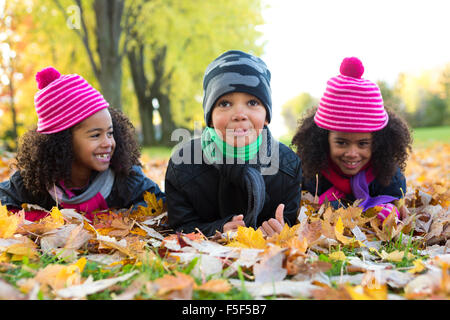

{"left": 125, "top": 0, "right": 265, "bottom": 146}
{"left": 21, "top": 0, "right": 265, "bottom": 146}
{"left": 0, "top": 0, "right": 36, "bottom": 150}
{"left": 51, "top": 0, "right": 132, "bottom": 110}
{"left": 281, "top": 92, "right": 318, "bottom": 135}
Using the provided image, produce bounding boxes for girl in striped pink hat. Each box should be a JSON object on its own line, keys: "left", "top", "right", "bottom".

{"left": 0, "top": 67, "right": 165, "bottom": 222}
{"left": 292, "top": 57, "right": 412, "bottom": 222}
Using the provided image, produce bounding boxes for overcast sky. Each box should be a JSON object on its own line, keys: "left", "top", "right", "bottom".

{"left": 259, "top": 0, "right": 450, "bottom": 137}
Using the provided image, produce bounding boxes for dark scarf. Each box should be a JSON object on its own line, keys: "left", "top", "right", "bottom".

{"left": 201, "top": 126, "right": 275, "bottom": 228}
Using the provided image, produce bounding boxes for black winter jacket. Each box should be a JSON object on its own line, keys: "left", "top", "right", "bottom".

{"left": 165, "top": 138, "right": 302, "bottom": 236}
{"left": 0, "top": 165, "right": 165, "bottom": 210}
{"left": 302, "top": 167, "right": 406, "bottom": 209}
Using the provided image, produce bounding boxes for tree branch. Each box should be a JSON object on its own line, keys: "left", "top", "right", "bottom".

{"left": 52, "top": 0, "right": 100, "bottom": 77}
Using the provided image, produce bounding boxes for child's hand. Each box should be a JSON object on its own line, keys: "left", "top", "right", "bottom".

{"left": 259, "top": 204, "right": 285, "bottom": 237}
{"left": 223, "top": 215, "right": 246, "bottom": 232}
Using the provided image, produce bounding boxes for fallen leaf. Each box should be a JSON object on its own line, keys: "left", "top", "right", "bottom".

{"left": 345, "top": 283, "right": 388, "bottom": 300}
{"left": 408, "top": 259, "right": 426, "bottom": 274}
{"left": 154, "top": 272, "right": 195, "bottom": 299}
{"left": 227, "top": 226, "right": 266, "bottom": 249}
{"left": 329, "top": 251, "right": 346, "bottom": 261}
{"left": 0, "top": 205, "right": 21, "bottom": 238}
{"left": 195, "top": 279, "right": 231, "bottom": 293}
{"left": 253, "top": 247, "right": 287, "bottom": 283}
{"left": 56, "top": 271, "right": 138, "bottom": 299}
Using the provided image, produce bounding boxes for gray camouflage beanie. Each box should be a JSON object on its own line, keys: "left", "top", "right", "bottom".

{"left": 203, "top": 50, "right": 272, "bottom": 127}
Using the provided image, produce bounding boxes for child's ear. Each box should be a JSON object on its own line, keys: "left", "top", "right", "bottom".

{"left": 264, "top": 119, "right": 269, "bottom": 126}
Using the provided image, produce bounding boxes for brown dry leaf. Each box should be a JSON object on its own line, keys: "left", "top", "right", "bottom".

{"left": 296, "top": 219, "right": 322, "bottom": 246}
{"left": 108, "top": 217, "right": 131, "bottom": 237}
{"left": 154, "top": 271, "right": 195, "bottom": 299}
{"left": 290, "top": 260, "right": 332, "bottom": 279}
{"left": 64, "top": 223, "right": 93, "bottom": 250}
{"left": 370, "top": 210, "right": 403, "bottom": 241}
{"left": 312, "top": 285, "right": 352, "bottom": 300}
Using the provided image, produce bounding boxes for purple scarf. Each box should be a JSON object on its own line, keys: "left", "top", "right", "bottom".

{"left": 351, "top": 170, "right": 398, "bottom": 210}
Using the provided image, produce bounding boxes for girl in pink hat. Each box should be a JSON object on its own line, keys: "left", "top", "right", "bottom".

{"left": 0, "top": 67, "right": 165, "bottom": 222}
{"left": 292, "top": 57, "right": 412, "bottom": 222}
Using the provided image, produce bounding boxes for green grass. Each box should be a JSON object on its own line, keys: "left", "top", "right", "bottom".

{"left": 411, "top": 126, "right": 450, "bottom": 147}
{"left": 141, "top": 146, "right": 173, "bottom": 160}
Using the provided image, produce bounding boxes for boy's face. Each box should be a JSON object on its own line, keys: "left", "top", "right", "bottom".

{"left": 328, "top": 131, "right": 372, "bottom": 176}
{"left": 211, "top": 92, "right": 268, "bottom": 148}
{"left": 71, "top": 109, "right": 115, "bottom": 186}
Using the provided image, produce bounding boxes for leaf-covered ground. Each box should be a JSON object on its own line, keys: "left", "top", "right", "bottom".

{"left": 0, "top": 143, "right": 448, "bottom": 300}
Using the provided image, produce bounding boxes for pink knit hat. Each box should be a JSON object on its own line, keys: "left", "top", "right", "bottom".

{"left": 314, "top": 57, "right": 388, "bottom": 132}
{"left": 34, "top": 67, "right": 109, "bottom": 134}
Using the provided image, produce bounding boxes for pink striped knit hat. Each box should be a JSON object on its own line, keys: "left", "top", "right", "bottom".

{"left": 34, "top": 67, "right": 109, "bottom": 134}
{"left": 314, "top": 57, "right": 388, "bottom": 132}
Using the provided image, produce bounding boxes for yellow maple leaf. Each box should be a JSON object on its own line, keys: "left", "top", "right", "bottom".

{"left": 226, "top": 226, "right": 266, "bottom": 249}
{"left": 134, "top": 192, "right": 165, "bottom": 217}
{"left": 267, "top": 223, "right": 299, "bottom": 247}
{"left": 334, "top": 216, "right": 351, "bottom": 245}
{"left": 334, "top": 217, "right": 365, "bottom": 248}
{"left": 49, "top": 207, "right": 65, "bottom": 226}
{"left": 0, "top": 205, "right": 20, "bottom": 238}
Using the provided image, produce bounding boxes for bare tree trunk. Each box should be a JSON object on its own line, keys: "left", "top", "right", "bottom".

{"left": 150, "top": 46, "right": 176, "bottom": 146}
{"left": 54, "top": 0, "right": 128, "bottom": 110}
{"left": 127, "top": 43, "right": 155, "bottom": 146}
{"left": 8, "top": 73, "right": 18, "bottom": 143}
{"left": 155, "top": 91, "right": 176, "bottom": 146}
{"left": 92, "top": 0, "right": 124, "bottom": 109}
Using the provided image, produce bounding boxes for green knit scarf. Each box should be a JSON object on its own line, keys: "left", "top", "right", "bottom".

{"left": 201, "top": 127, "right": 262, "bottom": 163}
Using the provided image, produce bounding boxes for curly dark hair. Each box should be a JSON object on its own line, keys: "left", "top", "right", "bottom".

{"left": 291, "top": 106, "right": 413, "bottom": 186}
{"left": 15, "top": 107, "right": 142, "bottom": 196}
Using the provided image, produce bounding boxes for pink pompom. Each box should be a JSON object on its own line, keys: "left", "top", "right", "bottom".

{"left": 35, "top": 67, "right": 61, "bottom": 89}
{"left": 339, "top": 57, "right": 364, "bottom": 79}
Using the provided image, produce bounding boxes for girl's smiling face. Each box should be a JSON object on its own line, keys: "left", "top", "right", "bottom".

{"left": 328, "top": 131, "right": 372, "bottom": 175}
{"left": 71, "top": 109, "right": 115, "bottom": 187}
{"left": 211, "top": 92, "right": 268, "bottom": 148}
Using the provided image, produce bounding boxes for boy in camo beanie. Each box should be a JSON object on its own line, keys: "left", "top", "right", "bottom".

{"left": 202, "top": 50, "right": 272, "bottom": 126}
{"left": 165, "top": 50, "right": 302, "bottom": 238}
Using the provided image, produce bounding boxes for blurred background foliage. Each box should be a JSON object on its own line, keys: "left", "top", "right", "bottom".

{"left": 0, "top": 0, "right": 265, "bottom": 150}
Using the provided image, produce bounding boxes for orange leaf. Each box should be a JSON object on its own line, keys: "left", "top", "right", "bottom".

{"left": 155, "top": 272, "right": 194, "bottom": 299}
{"left": 195, "top": 279, "right": 231, "bottom": 293}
